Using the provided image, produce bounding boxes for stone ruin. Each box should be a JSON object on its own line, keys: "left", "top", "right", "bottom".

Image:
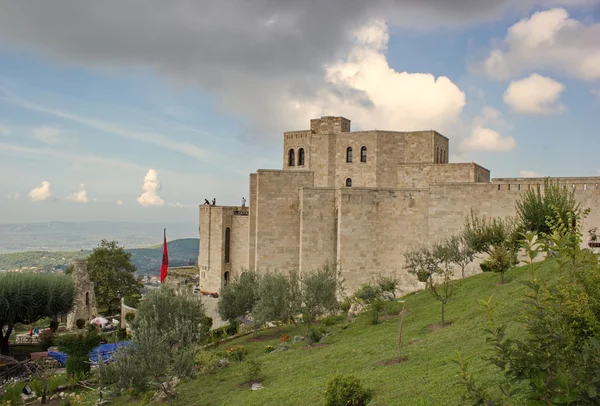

{"left": 66, "top": 260, "right": 98, "bottom": 330}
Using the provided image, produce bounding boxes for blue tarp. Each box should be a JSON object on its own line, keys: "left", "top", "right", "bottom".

{"left": 48, "top": 341, "right": 131, "bottom": 367}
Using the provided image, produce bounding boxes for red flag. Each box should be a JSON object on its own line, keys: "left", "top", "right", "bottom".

{"left": 160, "top": 228, "right": 169, "bottom": 283}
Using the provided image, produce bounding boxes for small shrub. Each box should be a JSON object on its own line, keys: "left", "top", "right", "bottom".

{"left": 339, "top": 297, "right": 352, "bottom": 313}
{"left": 195, "top": 350, "right": 222, "bottom": 375}
{"left": 322, "top": 316, "right": 337, "bottom": 326}
{"left": 39, "top": 330, "right": 55, "bottom": 350}
{"left": 75, "top": 318, "right": 86, "bottom": 329}
{"left": 116, "top": 327, "right": 127, "bottom": 341}
{"left": 125, "top": 312, "right": 135, "bottom": 323}
{"left": 49, "top": 320, "right": 59, "bottom": 332}
{"left": 264, "top": 345, "right": 275, "bottom": 353}
{"left": 280, "top": 334, "right": 291, "bottom": 343}
{"left": 66, "top": 355, "right": 91, "bottom": 377}
{"left": 200, "top": 315, "right": 213, "bottom": 338}
{"left": 225, "top": 320, "right": 239, "bottom": 336}
{"left": 324, "top": 374, "right": 374, "bottom": 406}
{"left": 242, "top": 359, "right": 263, "bottom": 383}
{"left": 309, "top": 328, "right": 325, "bottom": 344}
{"left": 225, "top": 345, "right": 247, "bottom": 362}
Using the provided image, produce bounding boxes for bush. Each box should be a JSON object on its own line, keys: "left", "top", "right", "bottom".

{"left": 324, "top": 374, "right": 373, "bottom": 406}
{"left": 116, "top": 327, "right": 127, "bottom": 341}
{"left": 195, "top": 350, "right": 223, "bottom": 375}
{"left": 200, "top": 315, "right": 213, "bottom": 338}
{"left": 123, "top": 294, "right": 141, "bottom": 308}
{"left": 39, "top": 330, "right": 54, "bottom": 350}
{"left": 322, "top": 316, "right": 337, "bottom": 326}
{"left": 309, "top": 327, "right": 327, "bottom": 344}
{"left": 75, "top": 318, "right": 86, "bottom": 329}
{"left": 242, "top": 359, "right": 263, "bottom": 383}
{"left": 225, "top": 345, "right": 247, "bottom": 362}
{"left": 66, "top": 355, "right": 90, "bottom": 377}
{"left": 339, "top": 297, "right": 352, "bottom": 313}
{"left": 49, "top": 320, "right": 59, "bottom": 332}
{"left": 125, "top": 312, "right": 135, "bottom": 323}
{"left": 225, "top": 320, "right": 239, "bottom": 336}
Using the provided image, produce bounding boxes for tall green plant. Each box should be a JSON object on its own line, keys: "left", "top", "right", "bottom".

{"left": 217, "top": 269, "right": 261, "bottom": 336}
{"left": 516, "top": 178, "right": 580, "bottom": 237}
{"left": 301, "top": 263, "right": 339, "bottom": 340}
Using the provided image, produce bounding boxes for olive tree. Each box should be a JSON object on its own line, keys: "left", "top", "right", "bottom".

{"left": 300, "top": 263, "right": 339, "bottom": 339}
{"left": 0, "top": 272, "right": 74, "bottom": 355}
{"left": 217, "top": 270, "right": 261, "bottom": 336}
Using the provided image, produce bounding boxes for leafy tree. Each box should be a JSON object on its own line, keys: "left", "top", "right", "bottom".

{"left": 404, "top": 243, "right": 455, "bottom": 326}
{"left": 217, "top": 270, "right": 261, "bottom": 336}
{"left": 455, "top": 219, "right": 600, "bottom": 405}
{"left": 56, "top": 330, "right": 102, "bottom": 377}
{"left": 103, "top": 286, "right": 206, "bottom": 399}
{"left": 0, "top": 272, "right": 74, "bottom": 355}
{"left": 463, "top": 211, "right": 519, "bottom": 284}
{"left": 300, "top": 263, "right": 339, "bottom": 340}
{"left": 254, "top": 272, "right": 292, "bottom": 329}
{"left": 86, "top": 239, "right": 142, "bottom": 313}
{"left": 516, "top": 177, "right": 581, "bottom": 238}
{"left": 446, "top": 234, "right": 477, "bottom": 279}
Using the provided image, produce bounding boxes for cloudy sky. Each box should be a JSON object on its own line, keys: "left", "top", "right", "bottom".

{"left": 0, "top": 0, "right": 599, "bottom": 223}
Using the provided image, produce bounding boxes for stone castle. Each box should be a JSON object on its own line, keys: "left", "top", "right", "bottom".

{"left": 198, "top": 116, "right": 600, "bottom": 294}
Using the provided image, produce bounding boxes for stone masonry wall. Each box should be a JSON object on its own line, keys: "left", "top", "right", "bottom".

{"left": 248, "top": 173, "right": 258, "bottom": 270}
{"left": 397, "top": 163, "right": 478, "bottom": 188}
{"left": 334, "top": 131, "right": 378, "bottom": 188}
{"left": 298, "top": 188, "right": 338, "bottom": 274}
{"left": 375, "top": 132, "right": 404, "bottom": 188}
{"left": 230, "top": 214, "right": 249, "bottom": 277}
{"left": 254, "top": 170, "right": 314, "bottom": 272}
{"left": 403, "top": 131, "right": 434, "bottom": 163}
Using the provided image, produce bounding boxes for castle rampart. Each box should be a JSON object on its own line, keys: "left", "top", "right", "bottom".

{"left": 198, "top": 116, "right": 600, "bottom": 295}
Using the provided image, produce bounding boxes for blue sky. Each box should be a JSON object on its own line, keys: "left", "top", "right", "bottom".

{"left": 0, "top": 1, "right": 599, "bottom": 223}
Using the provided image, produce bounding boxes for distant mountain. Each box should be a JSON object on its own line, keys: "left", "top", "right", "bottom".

{"left": 0, "top": 221, "right": 197, "bottom": 253}
{"left": 0, "top": 238, "right": 199, "bottom": 276}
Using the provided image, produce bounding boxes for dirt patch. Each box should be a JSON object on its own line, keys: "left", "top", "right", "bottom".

{"left": 247, "top": 333, "right": 281, "bottom": 342}
{"left": 376, "top": 356, "right": 408, "bottom": 366}
{"left": 427, "top": 321, "right": 453, "bottom": 331}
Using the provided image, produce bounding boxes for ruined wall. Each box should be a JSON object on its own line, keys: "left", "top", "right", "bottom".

{"left": 254, "top": 170, "right": 314, "bottom": 272}
{"left": 66, "top": 260, "right": 97, "bottom": 330}
{"left": 334, "top": 131, "right": 378, "bottom": 188}
{"left": 336, "top": 188, "right": 430, "bottom": 294}
{"left": 298, "top": 188, "right": 338, "bottom": 274}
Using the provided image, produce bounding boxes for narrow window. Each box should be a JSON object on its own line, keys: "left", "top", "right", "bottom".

{"left": 85, "top": 292, "right": 90, "bottom": 306}
{"left": 360, "top": 146, "right": 367, "bottom": 162}
{"left": 298, "top": 148, "right": 305, "bottom": 166}
{"left": 435, "top": 147, "right": 439, "bottom": 163}
{"left": 288, "top": 149, "right": 295, "bottom": 167}
{"left": 346, "top": 178, "right": 352, "bottom": 187}
{"left": 346, "top": 147, "right": 353, "bottom": 163}
{"left": 224, "top": 227, "right": 230, "bottom": 264}
{"left": 224, "top": 271, "right": 230, "bottom": 286}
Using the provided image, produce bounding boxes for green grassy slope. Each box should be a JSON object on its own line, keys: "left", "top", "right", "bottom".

{"left": 0, "top": 238, "right": 199, "bottom": 275}
{"left": 164, "top": 261, "right": 550, "bottom": 406}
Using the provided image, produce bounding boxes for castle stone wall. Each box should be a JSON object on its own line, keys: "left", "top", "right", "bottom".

{"left": 230, "top": 213, "right": 249, "bottom": 276}
{"left": 376, "top": 132, "right": 403, "bottom": 188}
{"left": 299, "top": 188, "right": 338, "bottom": 273}
{"left": 248, "top": 173, "right": 258, "bottom": 271}
{"left": 254, "top": 170, "right": 314, "bottom": 272}
{"left": 403, "top": 131, "right": 434, "bottom": 163}
{"left": 309, "top": 131, "right": 336, "bottom": 187}
{"left": 334, "top": 131, "right": 378, "bottom": 188}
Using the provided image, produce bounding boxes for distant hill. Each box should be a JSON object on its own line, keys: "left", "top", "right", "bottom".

{"left": 0, "top": 221, "right": 197, "bottom": 253}
{"left": 0, "top": 238, "right": 199, "bottom": 276}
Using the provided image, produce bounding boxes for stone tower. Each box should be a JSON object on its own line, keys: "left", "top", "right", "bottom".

{"left": 66, "top": 260, "right": 98, "bottom": 330}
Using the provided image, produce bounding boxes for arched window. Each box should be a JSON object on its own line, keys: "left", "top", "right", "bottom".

{"left": 288, "top": 149, "right": 295, "bottom": 166}
{"left": 435, "top": 147, "right": 439, "bottom": 163}
{"left": 443, "top": 148, "right": 447, "bottom": 163}
{"left": 346, "top": 178, "right": 352, "bottom": 187}
{"left": 360, "top": 146, "right": 367, "bottom": 162}
{"left": 224, "top": 227, "right": 230, "bottom": 264}
{"left": 224, "top": 271, "right": 230, "bottom": 286}
{"left": 298, "top": 148, "right": 305, "bottom": 166}
{"left": 346, "top": 147, "right": 353, "bottom": 163}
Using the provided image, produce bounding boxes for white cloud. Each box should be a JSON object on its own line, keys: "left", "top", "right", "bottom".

{"left": 520, "top": 170, "right": 544, "bottom": 177}
{"left": 33, "top": 125, "right": 61, "bottom": 144}
{"left": 290, "top": 20, "right": 466, "bottom": 133}
{"left": 462, "top": 126, "right": 516, "bottom": 152}
{"left": 66, "top": 184, "right": 89, "bottom": 203}
{"left": 504, "top": 74, "right": 565, "bottom": 114}
{"left": 116, "top": 200, "right": 123, "bottom": 205}
{"left": 478, "top": 8, "right": 600, "bottom": 80}
{"left": 7, "top": 192, "right": 20, "bottom": 199}
{"left": 28, "top": 181, "right": 51, "bottom": 201}
{"left": 137, "top": 169, "right": 164, "bottom": 207}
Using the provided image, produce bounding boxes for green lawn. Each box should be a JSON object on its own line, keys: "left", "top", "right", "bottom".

{"left": 100, "top": 260, "right": 551, "bottom": 406}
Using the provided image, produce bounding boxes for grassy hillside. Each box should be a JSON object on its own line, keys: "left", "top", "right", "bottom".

{"left": 106, "top": 260, "right": 552, "bottom": 406}
{"left": 0, "top": 238, "right": 199, "bottom": 275}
